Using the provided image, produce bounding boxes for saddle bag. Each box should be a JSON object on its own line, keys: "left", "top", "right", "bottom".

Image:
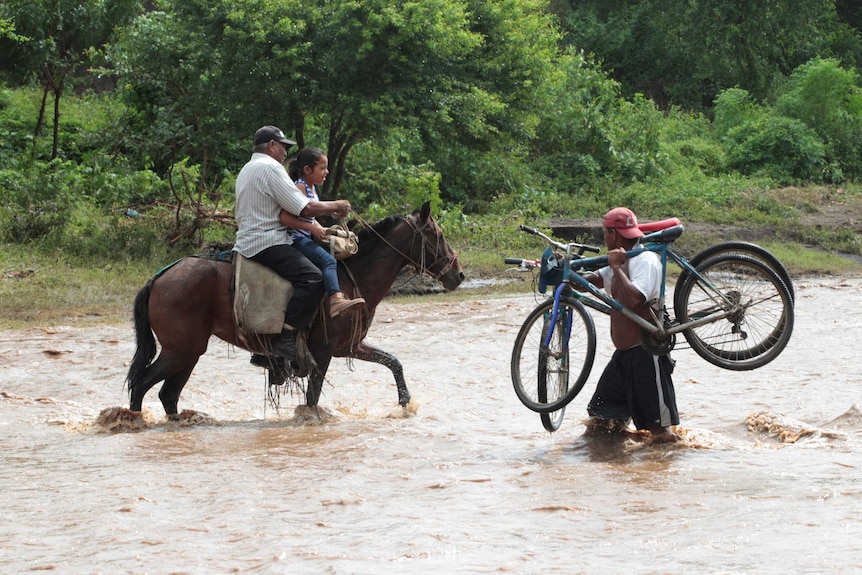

{"left": 232, "top": 254, "right": 293, "bottom": 334}
{"left": 318, "top": 225, "right": 359, "bottom": 260}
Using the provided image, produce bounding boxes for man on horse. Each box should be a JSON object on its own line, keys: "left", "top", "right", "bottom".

{"left": 233, "top": 125, "right": 364, "bottom": 363}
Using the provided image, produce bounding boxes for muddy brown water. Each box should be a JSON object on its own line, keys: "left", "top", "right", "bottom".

{"left": 1, "top": 278, "right": 861, "bottom": 574}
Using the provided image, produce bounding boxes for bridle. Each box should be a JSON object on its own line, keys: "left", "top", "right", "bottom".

{"left": 350, "top": 211, "right": 458, "bottom": 281}
{"left": 403, "top": 215, "right": 459, "bottom": 281}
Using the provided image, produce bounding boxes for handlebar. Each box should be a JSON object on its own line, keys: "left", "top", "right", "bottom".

{"left": 504, "top": 257, "right": 541, "bottom": 271}
{"left": 504, "top": 257, "right": 530, "bottom": 265}
{"left": 518, "top": 225, "right": 601, "bottom": 255}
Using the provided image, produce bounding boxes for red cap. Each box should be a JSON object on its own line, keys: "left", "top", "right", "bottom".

{"left": 603, "top": 207, "right": 644, "bottom": 239}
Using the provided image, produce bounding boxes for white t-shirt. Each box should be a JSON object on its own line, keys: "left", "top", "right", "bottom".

{"left": 233, "top": 153, "right": 310, "bottom": 257}
{"left": 597, "top": 249, "right": 662, "bottom": 309}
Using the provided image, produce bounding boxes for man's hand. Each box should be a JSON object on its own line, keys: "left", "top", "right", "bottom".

{"left": 607, "top": 247, "right": 627, "bottom": 270}
{"left": 329, "top": 200, "right": 351, "bottom": 217}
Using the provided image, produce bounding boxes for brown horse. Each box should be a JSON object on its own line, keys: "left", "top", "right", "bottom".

{"left": 126, "top": 201, "right": 463, "bottom": 416}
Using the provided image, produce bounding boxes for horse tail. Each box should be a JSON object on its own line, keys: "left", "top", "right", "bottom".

{"left": 125, "top": 277, "right": 157, "bottom": 394}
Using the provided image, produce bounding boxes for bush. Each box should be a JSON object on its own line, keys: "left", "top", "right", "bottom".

{"left": 775, "top": 58, "right": 862, "bottom": 180}
{"left": 530, "top": 50, "right": 667, "bottom": 193}
{"left": 0, "top": 161, "right": 76, "bottom": 243}
{"left": 724, "top": 115, "right": 826, "bottom": 183}
{"left": 653, "top": 108, "right": 727, "bottom": 178}
{"left": 713, "top": 88, "right": 762, "bottom": 137}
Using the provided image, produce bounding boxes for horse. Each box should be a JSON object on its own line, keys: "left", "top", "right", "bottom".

{"left": 125, "top": 201, "right": 464, "bottom": 417}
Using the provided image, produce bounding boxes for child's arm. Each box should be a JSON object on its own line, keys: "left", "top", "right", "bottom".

{"left": 280, "top": 209, "right": 327, "bottom": 241}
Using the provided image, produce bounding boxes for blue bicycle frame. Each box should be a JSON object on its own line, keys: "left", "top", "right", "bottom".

{"left": 543, "top": 225, "right": 734, "bottom": 346}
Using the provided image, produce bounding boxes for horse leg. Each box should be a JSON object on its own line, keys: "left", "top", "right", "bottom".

{"left": 352, "top": 343, "right": 410, "bottom": 406}
{"left": 157, "top": 361, "right": 198, "bottom": 417}
{"left": 306, "top": 354, "right": 333, "bottom": 407}
{"left": 129, "top": 353, "right": 192, "bottom": 412}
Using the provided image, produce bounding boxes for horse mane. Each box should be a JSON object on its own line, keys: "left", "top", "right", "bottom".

{"left": 354, "top": 214, "right": 405, "bottom": 252}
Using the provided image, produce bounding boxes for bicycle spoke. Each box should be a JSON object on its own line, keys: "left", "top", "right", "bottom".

{"left": 677, "top": 253, "right": 793, "bottom": 370}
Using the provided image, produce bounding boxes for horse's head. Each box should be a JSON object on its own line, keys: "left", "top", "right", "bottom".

{"left": 406, "top": 201, "right": 464, "bottom": 291}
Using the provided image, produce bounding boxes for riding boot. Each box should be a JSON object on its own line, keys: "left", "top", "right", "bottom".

{"left": 270, "top": 327, "right": 298, "bottom": 362}
{"left": 250, "top": 354, "right": 288, "bottom": 386}
{"left": 329, "top": 292, "right": 366, "bottom": 317}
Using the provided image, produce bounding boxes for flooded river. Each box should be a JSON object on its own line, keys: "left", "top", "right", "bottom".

{"left": 1, "top": 278, "right": 861, "bottom": 574}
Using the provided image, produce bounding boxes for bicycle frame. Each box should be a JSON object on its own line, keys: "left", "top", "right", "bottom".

{"left": 545, "top": 225, "right": 742, "bottom": 345}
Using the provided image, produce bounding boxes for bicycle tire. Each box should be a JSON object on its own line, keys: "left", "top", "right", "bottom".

{"left": 675, "top": 253, "right": 794, "bottom": 371}
{"left": 541, "top": 408, "right": 566, "bottom": 432}
{"left": 674, "top": 241, "right": 795, "bottom": 314}
{"left": 539, "top": 315, "right": 568, "bottom": 432}
{"left": 511, "top": 295, "right": 596, "bottom": 414}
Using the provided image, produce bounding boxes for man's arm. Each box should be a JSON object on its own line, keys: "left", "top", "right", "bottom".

{"left": 607, "top": 248, "right": 647, "bottom": 309}
{"left": 280, "top": 210, "right": 327, "bottom": 241}
{"left": 580, "top": 271, "right": 604, "bottom": 290}
{"left": 300, "top": 199, "right": 351, "bottom": 219}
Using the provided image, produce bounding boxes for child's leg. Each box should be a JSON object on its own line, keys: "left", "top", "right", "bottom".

{"left": 292, "top": 236, "right": 341, "bottom": 296}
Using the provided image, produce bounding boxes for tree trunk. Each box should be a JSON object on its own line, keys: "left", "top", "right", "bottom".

{"left": 51, "top": 79, "right": 63, "bottom": 159}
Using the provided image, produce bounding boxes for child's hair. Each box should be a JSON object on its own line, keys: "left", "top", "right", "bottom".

{"left": 288, "top": 147, "right": 326, "bottom": 181}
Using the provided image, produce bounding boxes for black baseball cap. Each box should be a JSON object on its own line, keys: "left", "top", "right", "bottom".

{"left": 253, "top": 125, "right": 296, "bottom": 147}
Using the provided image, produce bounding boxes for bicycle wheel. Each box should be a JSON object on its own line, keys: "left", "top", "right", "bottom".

{"left": 511, "top": 295, "right": 596, "bottom": 414}
{"left": 675, "top": 253, "right": 794, "bottom": 371}
{"left": 539, "top": 313, "right": 568, "bottom": 432}
{"left": 540, "top": 408, "right": 566, "bottom": 432}
{"left": 674, "top": 241, "right": 794, "bottom": 314}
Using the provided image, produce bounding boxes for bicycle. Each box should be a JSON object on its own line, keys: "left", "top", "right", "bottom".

{"left": 504, "top": 219, "right": 794, "bottom": 432}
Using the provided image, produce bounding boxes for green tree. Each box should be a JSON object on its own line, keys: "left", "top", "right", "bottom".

{"left": 555, "top": 0, "right": 862, "bottom": 111}
{"left": 528, "top": 49, "right": 665, "bottom": 195}
{"left": 775, "top": 58, "right": 862, "bottom": 180}
{"left": 0, "top": 0, "right": 141, "bottom": 159}
{"left": 112, "top": 0, "right": 560, "bottom": 201}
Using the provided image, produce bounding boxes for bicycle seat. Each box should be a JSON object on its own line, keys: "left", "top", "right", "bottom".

{"left": 642, "top": 224, "right": 684, "bottom": 243}
{"left": 638, "top": 217, "right": 681, "bottom": 233}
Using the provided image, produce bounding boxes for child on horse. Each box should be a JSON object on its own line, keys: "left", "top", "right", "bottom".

{"left": 281, "top": 146, "right": 365, "bottom": 318}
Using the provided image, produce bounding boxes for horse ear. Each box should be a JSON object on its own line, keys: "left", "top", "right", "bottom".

{"left": 419, "top": 201, "right": 431, "bottom": 222}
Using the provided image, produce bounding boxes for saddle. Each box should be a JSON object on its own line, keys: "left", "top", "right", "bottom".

{"left": 232, "top": 254, "right": 293, "bottom": 335}
{"left": 232, "top": 254, "right": 316, "bottom": 382}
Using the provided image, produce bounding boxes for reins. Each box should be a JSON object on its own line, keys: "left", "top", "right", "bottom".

{"left": 350, "top": 210, "right": 458, "bottom": 281}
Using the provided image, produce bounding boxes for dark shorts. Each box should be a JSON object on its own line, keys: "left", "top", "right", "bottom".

{"left": 587, "top": 345, "right": 679, "bottom": 430}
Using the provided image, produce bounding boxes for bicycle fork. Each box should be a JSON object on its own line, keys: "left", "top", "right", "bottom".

{"left": 542, "top": 283, "right": 575, "bottom": 353}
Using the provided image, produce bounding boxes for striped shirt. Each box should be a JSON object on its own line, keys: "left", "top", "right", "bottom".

{"left": 233, "top": 153, "right": 310, "bottom": 257}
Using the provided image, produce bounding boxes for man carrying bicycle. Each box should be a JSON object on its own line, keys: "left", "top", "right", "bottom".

{"left": 580, "top": 207, "right": 680, "bottom": 443}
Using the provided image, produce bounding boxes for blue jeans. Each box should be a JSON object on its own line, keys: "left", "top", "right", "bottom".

{"left": 290, "top": 236, "right": 341, "bottom": 296}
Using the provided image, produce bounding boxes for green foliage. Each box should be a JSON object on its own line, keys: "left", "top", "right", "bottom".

{"left": 0, "top": 163, "right": 73, "bottom": 243}
{"left": 714, "top": 83, "right": 838, "bottom": 184}
{"left": 775, "top": 58, "right": 862, "bottom": 180}
{"left": 712, "top": 59, "right": 862, "bottom": 184}
{"left": 357, "top": 163, "right": 443, "bottom": 221}
{"left": 713, "top": 88, "right": 762, "bottom": 137}
{"left": 434, "top": 147, "right": 531, "bottom": 212}
{"left": 604, "top": 171, "right": 777, "bottom": 223}
{"left": 0, "top": 158, "right": 169, "bottom": 253}
{"left": 724, "top": 115, "right": 826, "bottom": 184}
{"left": 1, "top": 0, "right": 862, "bottom": 270}
{"left": 557, "top": 0, "right": 862, "bottom": 112}
{"left": 55, "top": 199, "right": 173, "bottom": 260}
{"left": 110, "top": 0, "right": 560, "bottom": 201}
{"left": 528, "top": 50, "right": 666, "bottom": 198}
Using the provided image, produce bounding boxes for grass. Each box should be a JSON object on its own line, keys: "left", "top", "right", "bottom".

{"left": 0, "top": 245, "right": 156, "bottom": 330}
